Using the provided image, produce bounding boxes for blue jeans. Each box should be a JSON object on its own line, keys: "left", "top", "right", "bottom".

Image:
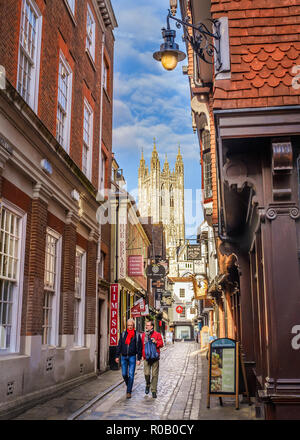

{"left": 121, "top": 355, "right": 136, "bottom": 393}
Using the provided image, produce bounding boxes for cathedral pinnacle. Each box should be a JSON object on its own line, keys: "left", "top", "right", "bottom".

{"left": 176, "top": 144, "right": 183, "bottom": 161}
{"left": 151, "top": 138, "right": 160, "bottom": 169}
{"left": 139, "top": 148, "right": 145, "bottom": 167}
{"left": 163, "top": 153, "right": 170, "bottom": 172}
{"left": 175, "top": 143, "right": 184, "bottom": 174}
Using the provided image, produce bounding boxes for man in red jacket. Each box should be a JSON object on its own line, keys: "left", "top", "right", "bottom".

{"left": 141, "top": 320, "right": 164, "bottom": 398}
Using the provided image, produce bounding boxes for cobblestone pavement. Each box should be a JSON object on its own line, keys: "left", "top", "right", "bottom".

{"left": 13, "top": 342, "right": 257, "bottom": 420}
{"left": 77, "top": 342, "right": 256, "bottom": 421}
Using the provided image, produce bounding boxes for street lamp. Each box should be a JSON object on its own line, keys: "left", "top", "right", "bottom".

{"left": 153, "top": 9, "right": 222, "bottom": 72}
{"left": 153, "top": 13, "right": 186, "bottom": 71}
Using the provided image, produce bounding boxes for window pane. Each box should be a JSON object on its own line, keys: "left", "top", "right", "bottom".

{"left": 18, "top": 0, "right": 38, "bottom": 105}
{"left": 42, "top": 290, "right": 53, "bottom": 345}
{"left": 44, "top": 233, "right": 57, "bottom": 291}
{"left": 0, "top": 280, "right": 14, "bottom": 350}
{"left": 0, "top": 208, "right": 20, "bottom": 281}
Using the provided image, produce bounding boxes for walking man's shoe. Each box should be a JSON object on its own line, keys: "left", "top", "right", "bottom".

{"left": 152, "top": 392, "right": 157, "bottom": 398}
{"left": 145, "top": 385, "right": 150, "bottom": 394}
{"left": 126, "top": 393, "right": 131, "bottom": 399}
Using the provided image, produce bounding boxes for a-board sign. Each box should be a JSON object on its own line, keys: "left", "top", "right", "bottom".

{"left": 201, "top": 326, "right": 210, "bottom": 348}
{"left": 206, "top": 338, "right": 250, "bottom": 410}
{"left": 209, "top": 338, "right": 236, "bottom": 395}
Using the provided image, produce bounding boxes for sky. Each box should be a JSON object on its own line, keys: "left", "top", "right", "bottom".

{"left": 110, "top": 0, "right": 203, "bottom": 238}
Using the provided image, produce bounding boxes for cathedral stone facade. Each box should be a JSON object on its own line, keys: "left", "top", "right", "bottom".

{"left": 138, "top": 141, "right": 185, "bottom": 266}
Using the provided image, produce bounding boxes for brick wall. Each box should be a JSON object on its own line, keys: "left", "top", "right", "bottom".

{"left": 0, "top": 0, "right": 114, "bottom": 191}
{"left": 85, "top": 238, "right": 97, "bottom": 333}
{"left": 212, "top": 0, "right": 300, "bottom": 108}
{"left": 26, "top": 197, "right": 48, "bottom": 335}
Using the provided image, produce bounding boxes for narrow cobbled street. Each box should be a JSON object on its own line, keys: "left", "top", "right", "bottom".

{"left": 14, "top": 343, "right": 256, "bottom": 421}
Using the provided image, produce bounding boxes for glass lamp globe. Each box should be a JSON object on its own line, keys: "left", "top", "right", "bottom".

{"left": 161, "top": 51, "right": 178, "bottom": 71}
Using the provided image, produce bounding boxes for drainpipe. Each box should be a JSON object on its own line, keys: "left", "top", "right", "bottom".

{"left": 94, "top": 31, "right": 106, "bottom": 375}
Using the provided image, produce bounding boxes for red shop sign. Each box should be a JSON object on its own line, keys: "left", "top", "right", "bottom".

{"left": 109, "top": 284, "right": 119, "bottom": 346}
{"left": 128, "top": 255, "right": 144, "bottom": 277}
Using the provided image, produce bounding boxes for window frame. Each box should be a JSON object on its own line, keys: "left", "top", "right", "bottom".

{"left": 42, "top": 228, "right": 62, "bottom": 347}
{"left": 74, "top": 247, "right": 86, "bottom": 347}
{"left": 86, "top": 3, "right": 96, "bottom": 61}
{"left": 99, "top": 250, "right": 105, "bottom": 279}
{"left": 17, "top": 0, "right": 43, "bottom": 113}
{"left": 82, "top": 98, "right": 94, "bottom": 180}
{"left": 179, "top": 288, "right": 185, "bottom": 298}
{"left": 0, "top": 200, "right": 26, "bottom": 355}
{"left": 56, "top": 52, "right": 73, "bottom": 153}
{"left": 103, "top": 58, "right": 109, "bottom": 92}
{"left": 100, "top": 152, "right": 106, "bottom": 193}
{"left": 66, "top": 0, "right": 75, "bottom": 15}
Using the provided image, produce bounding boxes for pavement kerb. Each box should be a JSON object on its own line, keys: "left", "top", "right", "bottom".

{"left": 67, "top": 378, "right": 124, "bottom": 420}
{"left": 68, "top": 345, "right": 168, "bottom": 420}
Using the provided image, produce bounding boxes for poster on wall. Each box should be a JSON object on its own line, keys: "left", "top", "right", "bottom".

{"left": 109, "top": 284, "right": 119, "bottom": 346}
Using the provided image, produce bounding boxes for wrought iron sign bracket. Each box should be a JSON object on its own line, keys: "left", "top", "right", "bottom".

{"left": 167, "top": 9, "right": 222, "bottom": 71}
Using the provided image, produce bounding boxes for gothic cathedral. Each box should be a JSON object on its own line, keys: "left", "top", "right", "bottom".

{"left": 138, "top": 140, "right": 185, "bottom": 266}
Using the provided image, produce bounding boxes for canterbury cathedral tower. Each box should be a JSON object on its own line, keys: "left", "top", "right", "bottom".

{"left": 138, "top": 140, "right": 185, "bottom": 263}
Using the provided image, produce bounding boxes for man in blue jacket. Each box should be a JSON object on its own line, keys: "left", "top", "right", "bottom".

{"left": 115, "top": 319, "right": 142, "bottom": 398}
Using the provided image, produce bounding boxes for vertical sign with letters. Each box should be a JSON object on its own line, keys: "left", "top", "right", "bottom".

{"left": 109, "top": 284, "right": 119, "bottom": 346}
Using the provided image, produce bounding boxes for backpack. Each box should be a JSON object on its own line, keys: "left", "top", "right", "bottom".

{"left": 144, "top": 337, "right": 159, "bottom": 363}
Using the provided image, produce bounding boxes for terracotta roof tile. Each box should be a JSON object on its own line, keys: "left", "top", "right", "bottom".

{"left": 287, "top": 46, "right": 300, "bottom": 60}
{"left": 251, "top": 59, "right": 265, "bottom": 71}
{"left": 281, "top": 58, "right": 294, "bottom": 68}
{"left": 257, "top": 51, "right": 269, "bottom": 62}
{"left": 283, "top": 96, "right": 300, "bottom": 105}
{"left": 242, "top": 53, "right": 256, "bottom": 63}
{"left": 259, "top": 65, "right": 272, "bottom": 79}
{"left": 244, "top": 70, "right": 256, "bottom": 80}
{"left": 264, "top": 44, "right": 278, "bottom": 53}
{"left": 273, "top": 66, "right": 287, "bottom": 78}
{"left": 282, "top": 74, "right": 294, "bottom": 86}
{"left": 271, "top": 48, "right": 285, "bottom": 61}
{"left": 249, "top": 45, "right": 261, "bottom": 54}
{"left": 211, "top": 3, "right": 300, "bottom": 109}
{"left": 265, "top": 58, "right": 278, "bottom": 70}
{"left": 268, "top": 75, "right": 281, "bottom": 87}
{"left": 252, "top": 76, "right": 265, "bottom": 88}
{"left": 258, "top": 84, "right": 274, "bottom": 97}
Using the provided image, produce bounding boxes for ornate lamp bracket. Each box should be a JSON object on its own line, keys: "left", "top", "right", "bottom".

{"left": 167, "top": 9, "right": 222, "bottom": 70}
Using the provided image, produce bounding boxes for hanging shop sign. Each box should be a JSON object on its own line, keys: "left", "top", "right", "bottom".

{"left": 128, "top": 255, "right": 144, "bottom": 277}
{"left": 161, "top": 296, "right": 173, "bottom": 307}
{"left": 152, "top": 279, "right": 165, "bottom": 288}
{"left": 109, "top": 284, "right": 119, "bottom": 346}
{"left": 146, "top": 262, "right": 166, "bottom": 279}
{"left": 131, "top": 297, "right": 149, "bottom": 318}
{"left": 193, "top": 278, "right": 208, "bottom": 300}
{"left": 206, "top": 338, "right": 250, "bottom": 410}
{"left": 187, "top": 245, "right": 201, "bottom": 260}
{"left": 118, "top": 223, "right": 127, "bottom": 279}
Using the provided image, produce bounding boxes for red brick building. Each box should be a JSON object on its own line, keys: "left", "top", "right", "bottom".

{"left": 176, "top": 0, "right": 300, "bottom": 419}
{"left": 0, "top": 0, "right": 117, "bottom": 417}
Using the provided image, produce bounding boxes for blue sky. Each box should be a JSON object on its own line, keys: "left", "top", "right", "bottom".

{"left": 111, "top": 0, "right": 203, "bottom": 237}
